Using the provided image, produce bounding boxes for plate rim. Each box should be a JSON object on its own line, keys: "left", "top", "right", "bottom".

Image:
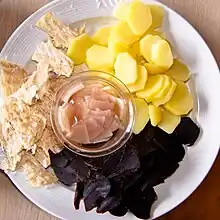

{"left": 1, "top": 0, "right": 220, "bottom": 219}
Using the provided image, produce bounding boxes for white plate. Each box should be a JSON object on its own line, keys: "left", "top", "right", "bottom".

{"left": 1, "top": 0, "right": 220, "bottom": 219}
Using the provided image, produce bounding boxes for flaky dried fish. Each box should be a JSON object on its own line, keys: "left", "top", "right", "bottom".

{"left": 1, "top": 100, "right": 46, "bottom": 157}
{"left": 0, "top": 60, "right": 28, "bottom": 99}
{"left": 35, "top": 147, "right": 51, "bottom": 168}
{"left": 12, "top": 60, "right": 50, "bottom": 105}
{"left": 36, "top": 12, "right": 78, "bottom": 48}
{"left": 0, "top": 44, "right": 77, "bottom": 186}
{"left": 32, "top": 41, "right": 74, "bottom": 77}
{"left": 74, "top": 63, "right": 89, "bottom": 74}
{"left": 36, "top": 125, "right": 63, "bottom": 154}
{"left": 21, "top": 152, "right": 58, "bottom": 187}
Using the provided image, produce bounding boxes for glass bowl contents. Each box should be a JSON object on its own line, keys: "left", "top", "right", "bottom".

{"left": 51, "top": 71, "right": 135, "bottom": 157}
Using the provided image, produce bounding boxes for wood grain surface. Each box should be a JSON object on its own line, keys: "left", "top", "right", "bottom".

{"left": 0, "top": 0, "right": 220, "bottom": 220}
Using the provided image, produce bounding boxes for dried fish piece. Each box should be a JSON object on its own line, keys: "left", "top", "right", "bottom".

{"left": 36, "top": 125, "right": 63, "bottom": 154}
{"left": 32, "top": 41, "right": 74, "bottom": 77}
{"left": 0, "top": 93, "right": 47, "bottom": 170}
{"left": 0, "top": 60, "right": 28, "bottom": 99}
{"left": 36, "top": 12, "right": 78, "bottom": 48}
{"left": 1, "top": 110, "right": 46, "bottom": 158}
{"left": 34, "top": 147, "right": 51, "bottom": 168}
{"left": 74, "top": 63, "right": 89, "bottom": 74}
{"left": 0, "top": 55, "right": 75, "bottom": 185}
{"left": 45, "top": 76, "right": 69, "bottom": 96}
{"left": 0, "top": 150, "right": 22, "bottom": 171}
{"left": 21, "top": 152, "right": 58, "bottom": 187}
{"left": 12, "top": 60, "right": 50, "bottom": 105}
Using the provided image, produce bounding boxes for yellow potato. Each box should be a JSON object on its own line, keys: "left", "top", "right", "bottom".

{"left": 113, "top": 2, "right": 129, "bottom": 21}
{"left": 149, "top": 5, "right": 164, "bottom": 29}
{"left": 148, "top": 30, "right": 166, "bottom": 39}
{"left": 95, "top": 67, "right": 114, "bottom": 75}
{"left": 136, "top": 74, "right": 164, "bottom": 102}
{"left": 149, "top": 104, "right": 163, "bottom": 126}
{"left": 133, "top": 98, "right": 149, "bottom": 134}
{"left": 127, "top": 1, "right": 152, "bottom": 36}
{"left": 67, "top": 33, "right": 93, "bottom": 64}
{"left": 151, "top": 39, "right": 173, "bottom": 69}
{"left": 140, "top": 34, "right": 162, "bottom": 62}
{"left": 166, "top": 59, "right": 191, "bottom": 81}
{"left": 128, "top": 41, "right": 141, "bottom": 59}
{"left": 164, "top": 80, "right": 193, "bottom": 115}
{"left": 127, "top": 65, "right": 148, "bottom": 93}
{"left": 144, "top": 63, "right": 165, "bottom": 75}
{"left": 153, "top": 75, "right": 172, "bottom": 100}
{"left": 114, "top": 52, "right": 137, "bottom": 85}
{"left": 136, "top": 56, "right": 146, "bottom": 64}
{"left": 86, "top": 45, "right": 115, "bottom": 70}
{"left": 153, "top": 79, "right": 177, "bottom": 106}
{"left": 158, "top": 110, "right": 181, "bottom": 134}
{"left": 92, "top": 26, "right": 112, "bottom": 46}
{"left": 108, "top": 40, "right": 128, "bottom": 58}
{"left": 110, "top": 22, "right": 139, "bottom": 48}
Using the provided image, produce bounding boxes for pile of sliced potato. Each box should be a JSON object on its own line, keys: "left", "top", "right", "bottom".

{"left": 67, "top": 0, "right": 194, "bottom": 135}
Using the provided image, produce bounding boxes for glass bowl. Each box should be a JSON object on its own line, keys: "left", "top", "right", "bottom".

{"left": 51, "top": 71, "right": 135, "bottom": 158}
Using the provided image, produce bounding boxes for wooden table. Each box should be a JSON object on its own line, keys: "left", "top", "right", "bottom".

{"left": 0, "top": 0, "right": 220, "bottom": 219}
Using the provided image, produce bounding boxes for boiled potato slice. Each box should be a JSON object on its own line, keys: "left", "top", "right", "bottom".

{"left": 144, "top": 63, "right": 165, "bottom": 75}
{"left": 108, "top": 40, "right": 128, "bottom": 58}
{"left": 92, "top": 26, "right": 112, "bottom": 46}
{"left": 128, "top": 41, "right": 141, "bottom": 59}
{"left": 127, "top": 65, "right": 148, "bottom": 93}
{"left": 67, "top": 33, "right": 93, "bottom": 64}
{"left": 127, "top": 0, "right": 152, "bottom": 36}
{"left": 149, "top": 5, "right": 164, "bottom": 29}
{"left": 140, "top": 34, "right": 162, "bottom": 62}
{"left": 136, "top": 74, "right": 164, "bottom": 102}
{"left": 115, "top": 52, "right": 137, "bottom": 85}
{"left": 151, "top": 39, "right": 173, "bottom": 69}
{"left": 166, "top": 59, "right": 191, "bottom": 81}
{"left": 153, "top": 79, "right": 177, "bottom": 106}
{"left": 95, "top": 67, "right": 114, "bottom": 75}
{"left": 110, "top": 22, "right": 139, "bottom": 48}
{"left": 164, "top": 80, "right": 193, "bottom": 115}
{"left": 86, "top": 45, "right": 115, "bottom": 70}
{"left": 113, "top": 2, "right": 129, "bottom": 21}
{"left": 153, "top": 75, "right": 172, "bottom": 100}
{"left": 148, "top": 30, "right": 166, "bottom": 39}
{"left": 149, "top": 104, "right": 163, "bottom": 126}
{"left": 158, "top": 110, "right": 181, "bottom": 134}
{"left": 133, "top": 98, "right": 149, "bottom": 134}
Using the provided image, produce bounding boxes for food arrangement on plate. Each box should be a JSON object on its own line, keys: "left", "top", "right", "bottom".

{"left": 0, "top": 0, "right": 201, "bottom": 219}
